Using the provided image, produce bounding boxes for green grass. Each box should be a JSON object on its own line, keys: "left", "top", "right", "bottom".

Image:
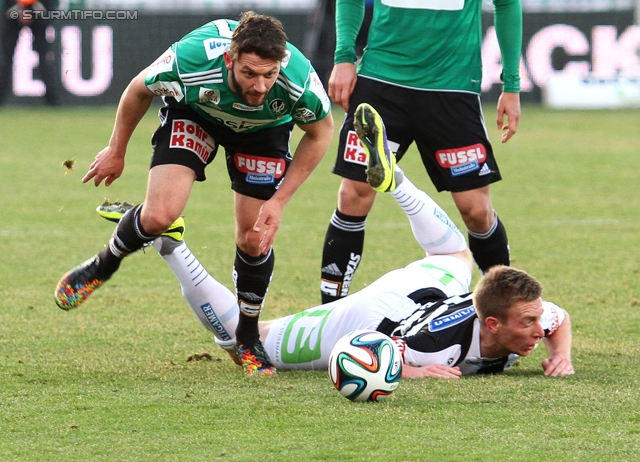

{"left": 1, "top": 105, "right": 639, "bottom": 461}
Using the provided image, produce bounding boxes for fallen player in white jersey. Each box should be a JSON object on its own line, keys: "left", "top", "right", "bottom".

{"left": 95, "top": 158, "right": 574, "bottom": 378}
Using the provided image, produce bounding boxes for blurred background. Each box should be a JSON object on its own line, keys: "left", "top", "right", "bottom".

{"left": 1, "top": 0, "right": 639, "bottom": 109}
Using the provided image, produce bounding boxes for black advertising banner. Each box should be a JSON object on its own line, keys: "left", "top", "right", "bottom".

{"left": 2, "top": 10, "right": 638, "bottom": 105}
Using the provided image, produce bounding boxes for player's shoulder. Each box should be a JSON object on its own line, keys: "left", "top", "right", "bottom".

{"left": 278, "top": 43, "right": 314, "bottom": 85}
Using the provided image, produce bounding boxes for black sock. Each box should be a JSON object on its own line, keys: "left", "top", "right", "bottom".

{"left": 97, "top": 204, "right": 157, "bottom": 277}
{"left": 468, "top": 214, "right": 510, "bottom": 273}
{"left": 320, "top": 209, "right": 366, "bottom": 304}
{"left": 234, "top": 246, "right": 275, "bottom": 344}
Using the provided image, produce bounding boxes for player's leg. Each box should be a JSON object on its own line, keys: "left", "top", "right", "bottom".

{"left": 153, "top": 237, "right": 241, "bottom": 365}
{"left": 321, "top": 78, "right": 411, "bottom": 304}
{"left": 411, "top": 92, "right": 509, "bottom": 273}
{"left": 320, "top": 178, "right": 373, "bottom": 304}
{"left": 54, "top": 164, "right": 194, "bottom": 310}
{"left": 95, "top": 202, "right": 241, "bottom": 365}
{"left": 54, "top": 105, "right": 215, "bottom": 310}
{"left": 232, "top": 193, "right": 277, "bottom": 376}
{"left": 223, "top": 123, "right": 296, "bottom": 376}
{"left": 354, "top": 103, "right": 468, "bottom": 257}
{"left": 452, "top": 187, "right": 509, "bottom": 272}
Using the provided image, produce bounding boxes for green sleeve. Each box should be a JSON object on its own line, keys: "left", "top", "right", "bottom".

{"left": 493, "top": 0, "right": 522, "bottom": 93}
{"left": 334, "top": 0, "right": 365, "bottom": 65}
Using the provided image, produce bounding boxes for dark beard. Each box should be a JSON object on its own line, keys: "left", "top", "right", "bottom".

{"left": 229, "top": 69, "right": 267, "bottom": 107}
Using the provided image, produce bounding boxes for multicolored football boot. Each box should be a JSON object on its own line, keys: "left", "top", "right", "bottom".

{"left": 353, "top": 103, "right": 397, "bottom": 192}
{"left": 54, "top": 256, "right": 109, "bottom": 310}
{"left": 236, "top": 340, "right": 278, "bottom": 377}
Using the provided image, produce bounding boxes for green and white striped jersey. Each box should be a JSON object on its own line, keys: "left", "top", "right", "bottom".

{"left": 145, "top": 19, "right": 331, "bottom": 133}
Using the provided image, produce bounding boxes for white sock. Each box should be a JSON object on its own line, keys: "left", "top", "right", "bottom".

{"left": 153, "top": 238, "right": 238, "bottom": 351}
{"left": 390, "top": 167, "right": 467, "bottom": 255}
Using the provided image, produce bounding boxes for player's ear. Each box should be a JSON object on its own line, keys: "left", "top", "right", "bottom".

{"left": 485, "top": 316, "right": 500, "bottom": 334}
{"left": 223, "top": 51, "right": 233, "bottom": 70}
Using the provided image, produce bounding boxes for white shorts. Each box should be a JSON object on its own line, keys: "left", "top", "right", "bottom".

{"left": 263, "top": 255, "right": 471, "bottom": 370}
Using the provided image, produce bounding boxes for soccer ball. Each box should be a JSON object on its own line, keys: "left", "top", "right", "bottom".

{"left": 328, "top": 330, "right": 402, "bottom": 402}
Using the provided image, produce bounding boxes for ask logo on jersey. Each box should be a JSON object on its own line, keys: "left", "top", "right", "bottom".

{"left": 235, "top": 153, "right": 286, "bottom": 184}
{"left": 436, "top": 143, "right": 487, "bottom": 177}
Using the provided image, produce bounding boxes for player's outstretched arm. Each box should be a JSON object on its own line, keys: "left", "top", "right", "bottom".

{"left": 254, "top": 114, "right": 334, "bottom": 253}
{"left": 541, "top": 309, "right": 575, "bottom": 377}
{"left": 83, "top": 69, "right": 155, "bottom": 187}
{"left": 401, "top": 364, "right": 462, "bottom": 379}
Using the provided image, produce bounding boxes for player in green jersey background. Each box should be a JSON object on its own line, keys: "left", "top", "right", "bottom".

{"left": 320, "top": 0, "right": 522, "bottom": 304}
{"left": 55, "top": 11, "right": 334, "bottom": 376}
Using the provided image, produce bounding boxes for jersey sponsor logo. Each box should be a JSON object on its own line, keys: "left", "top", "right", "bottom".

{"left": 169, "top": 119, "right": 215, "bottom": 163}
{"left": 200, "top": 302, "right": 232, "bottom": 341}
{"left": 429, "top": 306, "right": 476, "bottom": 332}
{"left": 147, "top": 80, "right": 184, "bottom": 101}
{"left": 436, "top": 143, "right": 487, "bottom": 177}
{"left": 343, "top": 130, "right": 368, "bottom": 166}
{"left": 280, "top": 307, "right": 333, "bottom": 364}
{"left": 235, "top": 153, "right": 286, "bottom": 184}
{"left": 199, "top": 88, "right": 220, "bottom": 104}
{"left": 195, "top": 104, "right": 276, "bottom": 132}
{"left": 382, "top": 0, "right": 464, "bottom": 11}
{"left": 233, "top": 102, "right": 263, "bottom": 111}
{"left": 270, "top": 98, "right": 287, "bottom": 116}
{"left": 203, "top": 38, "right": 231, "bottom": 60}
{"left": 343, "top": 130, "right": 400, "bottom": 166}
{"left": 340, "top": 253, "right": 361, "bottom": 296}
{"left": 280, "top": 49, "right": 292, "bottom": 68}
{"left": 294, "top": 107, "right": 317, "bottom": 123}
{"left": 146, "top": 47, "right": 175, "bottom": 78}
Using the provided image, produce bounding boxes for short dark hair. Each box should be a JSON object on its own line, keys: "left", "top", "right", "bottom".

{"left": 472, "top": 266, "right": 542, "bottom": 321}
{"left": 229, "top": 11, "right": 288, "bottom": 62}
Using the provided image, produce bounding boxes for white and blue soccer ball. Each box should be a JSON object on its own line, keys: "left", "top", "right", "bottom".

{"left": 328, "top": 330, "right": 402, "bottom": 402}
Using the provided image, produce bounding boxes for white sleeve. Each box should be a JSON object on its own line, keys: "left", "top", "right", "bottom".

{"left": 541, "top": 301, "right": 567, "bottom": 336}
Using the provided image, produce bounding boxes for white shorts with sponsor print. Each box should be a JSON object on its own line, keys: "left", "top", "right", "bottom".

{"left": 263, "top": 255, "right": 472, "bottom": 370}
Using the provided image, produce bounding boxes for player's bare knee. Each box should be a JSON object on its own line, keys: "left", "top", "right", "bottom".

{"left": 337, "top": 180, "right": 375, "bottom": 215}
{"left": 140, "top": 208, "right": 178, "bottom": 234}
{"left": 459, "top": 204, "right": 494, "bottom": 233}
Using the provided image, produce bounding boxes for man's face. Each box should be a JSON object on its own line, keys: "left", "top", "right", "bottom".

{"left": 225, "top": 52, "right": 281, "bottom": 107}
{"left": 495, "top": 298, "right": 545, "bottom": 357}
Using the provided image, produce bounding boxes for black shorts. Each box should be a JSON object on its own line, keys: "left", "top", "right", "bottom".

{"left": 332, "top": 77, "right": 502, "bottom": 193}
{"left": 150, "top": 99, "right": 295, "bottom": 200}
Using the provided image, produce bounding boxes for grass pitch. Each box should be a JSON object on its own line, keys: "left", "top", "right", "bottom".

{"left": 1, "top": 105, "right": 639, "bottom": 461}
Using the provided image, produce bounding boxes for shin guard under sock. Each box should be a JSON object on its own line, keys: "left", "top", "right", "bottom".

{"left": 320, "top": 209, "right": 366, "bottom": 304}
{"left": 467, "top": 214, "right": 510, "bottom": 273}
{"left": 97, "top": 204, "right": 158, "bottom": 277}
{"left": 233, "top": 246, "right": 274, "bottom": 344}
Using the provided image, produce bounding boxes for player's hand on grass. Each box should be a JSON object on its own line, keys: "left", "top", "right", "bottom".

{"left": 82, "top": 146, "right": 125, "bottom": 187}
{"left": 401, "top": 364, "right": 462, "bottom": 379}
{"left": 496, "top": 92, "right": 521, "bottom": 143}
{"left": 542, "top": 355, "right": 575, "bottom": 377}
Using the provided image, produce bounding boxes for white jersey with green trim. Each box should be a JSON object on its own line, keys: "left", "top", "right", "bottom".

{"left": 264, "top": 254, "right": 566, "bottom": 375}
{"left": 144, "top": 19, "right": 331, "bottom": 133}
{"left": 262, "top": 255, "right": 472, "bottom": 370}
